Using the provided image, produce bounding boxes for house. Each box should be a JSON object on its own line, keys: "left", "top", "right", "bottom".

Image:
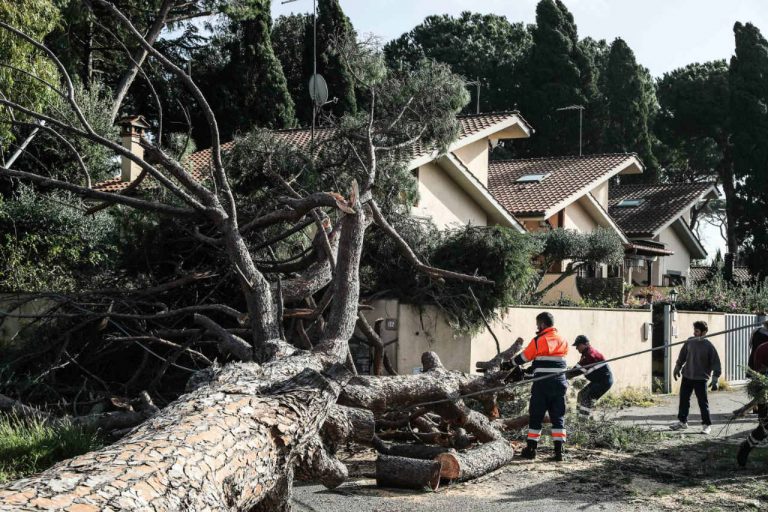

{"left": 609, "top": 183, "right": 717, "bottom": 287}
{"left": 97, "top": 112, "right": 534, "bottom": 234}
{"left": 487, "top": 153, "right": 641, "bottom": 301}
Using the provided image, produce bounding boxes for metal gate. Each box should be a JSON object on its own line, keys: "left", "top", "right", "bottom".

{"left": 725, "top": 313, "right": 765, "bottom": 382}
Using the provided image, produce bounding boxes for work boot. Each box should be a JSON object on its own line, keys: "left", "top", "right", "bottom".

{"left": 520, "top": 440, "right": 537, "bottom": 460}
{"left": 552, "top": 441, "right": 565, "bottom": 462}
{"left": 737, "top": 441, "right": 752, "bottom": 467}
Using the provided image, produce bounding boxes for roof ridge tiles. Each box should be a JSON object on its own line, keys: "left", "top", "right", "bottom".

{"left": 490, "top": 152, "right": 637, "bottom": 165}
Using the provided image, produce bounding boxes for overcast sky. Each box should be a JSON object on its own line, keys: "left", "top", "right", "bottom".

{"left": 272, "top": 0, "right": 768, "bottom": 78}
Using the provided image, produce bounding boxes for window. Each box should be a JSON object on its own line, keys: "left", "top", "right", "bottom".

{"left": 616, "top": 198, "right": 645, "bottom": 207}
{"left": 515, "top": 173, "right": 549, "bottom": 184}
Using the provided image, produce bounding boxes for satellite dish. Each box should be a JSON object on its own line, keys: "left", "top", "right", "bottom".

{"left": 309, "top": 74, "right": 329, "bottom": 106}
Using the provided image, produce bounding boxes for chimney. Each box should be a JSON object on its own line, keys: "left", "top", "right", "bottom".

{"left": 116, "top": 115, "right": 150, "bottom": 182}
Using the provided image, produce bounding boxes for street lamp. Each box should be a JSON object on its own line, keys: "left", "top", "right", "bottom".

{"left": 668, "top": 288, "right": 678, "bottom": 307}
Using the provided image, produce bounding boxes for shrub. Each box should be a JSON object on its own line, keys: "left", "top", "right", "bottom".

{"left": 0, "top": 187, "right": 118, "bottom": 292}
{"left": 362, "top": 221, "right": 540, "bottom": 331}
{"left": 0, "top": 416, "right": 103, "bottom": 483}
{"left": 676, "top": 275, "right": 768, "bottom": 313}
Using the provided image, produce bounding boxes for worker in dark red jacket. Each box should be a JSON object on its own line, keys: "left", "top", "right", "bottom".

{"left": 512, "top": 312, "right": 568, "bottom": 462}
{"left": 568, "top": 335, "right": 614, "bottom": 417}
{"left": 738, "top": 340, "right": 768, "bottom": 466}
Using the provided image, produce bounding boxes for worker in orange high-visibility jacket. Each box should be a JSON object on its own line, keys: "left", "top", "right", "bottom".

{"left": 512, "top": 311, "right": 569, "bottom": 462}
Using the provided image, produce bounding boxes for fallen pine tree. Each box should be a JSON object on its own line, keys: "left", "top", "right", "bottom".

{"left": 0, "top": 5, "right": 532, "bottom": 509}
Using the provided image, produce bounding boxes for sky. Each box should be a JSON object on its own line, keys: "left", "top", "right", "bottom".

{"left": 272, "top": 0, "right": 768, "bottom": 78}
{"left": 271, "top": 0, "right": 768, "bottom": 260}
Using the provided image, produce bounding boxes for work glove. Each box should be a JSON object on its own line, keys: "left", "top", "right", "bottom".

{"left": 673, "top": 367, "right": 681, "bottom": 381}
{"left": 710, "top": 378, "right": 719, "bottom": 392}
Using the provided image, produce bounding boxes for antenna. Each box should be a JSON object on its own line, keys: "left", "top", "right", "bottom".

{"left": 555, "top": 104, "right": 585, "bottom": 156}
{"left": 282, "top": 0, "right": 322, "bottom": 146}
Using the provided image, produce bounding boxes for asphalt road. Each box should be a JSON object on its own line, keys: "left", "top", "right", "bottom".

{"left": 292, "top": 388, "right": 761, "bottom": 512}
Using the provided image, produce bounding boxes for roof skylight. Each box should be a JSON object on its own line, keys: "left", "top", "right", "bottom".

{"left": 616, "top": 198, "right": 645, "bottom": 207}
{"left": 515, "top": 173, "right": 549, "bottom": 184}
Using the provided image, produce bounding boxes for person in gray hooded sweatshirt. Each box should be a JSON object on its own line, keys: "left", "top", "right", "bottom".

{"left": 670, "top": 321, "right": 722, "bottom": 434}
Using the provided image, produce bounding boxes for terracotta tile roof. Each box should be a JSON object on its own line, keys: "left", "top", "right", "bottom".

{"left": 93, "top": 112, "right": 531, "bottom": 193}
{"left": 689, "top": 265, "right": 752, "bottom": 285}
{"left": 609, "top": 183, "right": 716, "bottom": 238}
{"left": 488, "top": 153, "right": 639, "bottom": 217}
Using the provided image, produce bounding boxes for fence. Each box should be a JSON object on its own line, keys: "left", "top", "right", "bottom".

{"left": 725, "top": 313, "right": 766, "bottom": 382}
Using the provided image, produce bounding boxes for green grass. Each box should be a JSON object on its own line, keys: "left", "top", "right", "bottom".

{"left": 0, "top": 415, "right": 103, "bottom": 483}
{"left": 598, "top": 387, "right": 661, "bottom": 409}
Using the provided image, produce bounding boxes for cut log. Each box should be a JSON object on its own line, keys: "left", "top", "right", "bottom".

{"left": 376, "top": 455, "right": 442, "bottom": 490}
{"left": 436, "top": 439, "right": 515, "bottom": 483}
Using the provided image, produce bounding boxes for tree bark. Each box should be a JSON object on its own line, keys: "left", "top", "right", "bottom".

{"left": 0, "top": 357, "right": 349, "bottom": 511}
{"left": 109, "top": 0, "right": 175, "bottom": 122}
{"left": 436, "top": 439, "right": 515, "bottom": 483}
{"left": 375, "top": 455, "right": 442, "bottom": 491}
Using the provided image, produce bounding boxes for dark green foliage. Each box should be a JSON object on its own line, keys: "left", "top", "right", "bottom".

{"left": 601, "top": 38, "right": 659, "bottom": 182}
{"left": 731, "top": 22, "right": 768, "bottom": 278}
{"left": 363, "top": 221, "right": 540, "bottom": 331}
{"left": 272, "top": 14, "right": 313, "bottom": 122}
{"left": 309, "top": 0, "right": 357, "bottom": 121}
{"left": 516, "top": 0, "right": 590, "bottom": 157}
{"left": 537, "top": 227, "right": 624, "bottom": 267}
{"left": 382, "top": 12, "right": 532, "bottom": 113}
{"left": 0, "top": 416, "right": 103, "bottom": 484}
{"left": 194, "top": 0, "right": 296, "bottom": 141}
{"left": 0, "top": 187, "right": 118, "bottom": 292}
{"left": 10, "top": 82, "right": 120, "bottom": 186}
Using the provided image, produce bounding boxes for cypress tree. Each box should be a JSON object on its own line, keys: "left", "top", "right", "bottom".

{"left": 518, "top": 0, "right": 589, "bottom": 156}
{"left": 601, "top": 38, "right": 659, "bottom": 181}
{"left": 228, "top": 0, "right": 296, "bottom": 131}
{"left": 305, "top": 0, "right": 357, "bottom": 121}
{"left": 730, "top": 22, "right": 768, "bottom": 277}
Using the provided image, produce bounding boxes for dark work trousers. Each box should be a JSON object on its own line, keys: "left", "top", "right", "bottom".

{"left": 577, "top": 374, "right": 614, "bottom": 416}
{"left": 528, "top": 376, "right": 567, "bottom": 442}
{"left": 678, "top": 377, "right": 711, "bottom": 425}
{"left": 745, "top": 402, "right": 768, "bottom": 448}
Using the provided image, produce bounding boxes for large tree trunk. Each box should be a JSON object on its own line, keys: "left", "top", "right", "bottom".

{"left": 0, "top": 351, "right": 348, "bottom": 511}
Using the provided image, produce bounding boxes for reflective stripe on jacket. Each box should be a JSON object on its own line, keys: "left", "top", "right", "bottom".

{"left": 513, "top": 327, "right": 568, "bottom": 375}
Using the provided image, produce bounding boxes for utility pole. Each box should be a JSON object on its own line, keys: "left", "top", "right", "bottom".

{"left": 282, "top": 0, "right": 318, "bottom": 145}
{"left": 555, "top": 104, "right": 585, "bottom": 156}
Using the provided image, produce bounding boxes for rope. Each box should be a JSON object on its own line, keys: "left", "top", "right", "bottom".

{"left": 399, "top": 320, "right": 766, "bottom": 413}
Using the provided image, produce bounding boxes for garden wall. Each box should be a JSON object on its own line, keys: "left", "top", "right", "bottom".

{"left": 370, "top": 301, "right": 654, "bottom": 391}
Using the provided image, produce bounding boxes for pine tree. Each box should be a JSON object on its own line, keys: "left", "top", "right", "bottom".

{"left": 517, "top": 0, "right": 590, "bottom": 156}
{"left": 730, "top": 22, "right": 768, "bottom": 277}
{"left": 601, "top": 38, "right": 659, "bottom": 181}
{"left": 382, "top": 12, "right": 532, "bottom": 114}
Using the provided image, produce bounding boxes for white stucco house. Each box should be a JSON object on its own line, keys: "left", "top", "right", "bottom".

{"left": 609, "top": 183, "right": 717, "bottom": 287}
